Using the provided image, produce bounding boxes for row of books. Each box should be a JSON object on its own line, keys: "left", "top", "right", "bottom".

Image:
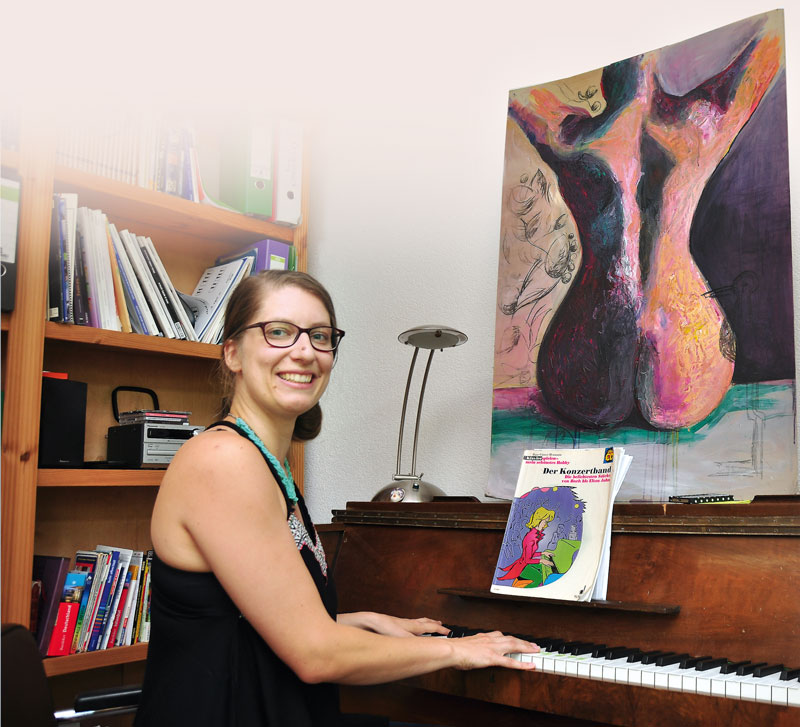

{"left": 47, "top": 192, "right": 295, "bottom": 344}
{"left": 32, "top": 548, "right": 154, "bottom": 658}
{"left": 56, "top": 118, "right": 198, "bottom": 202}
{"left": 54, "top": 117, "right": 304, "bottom": 226}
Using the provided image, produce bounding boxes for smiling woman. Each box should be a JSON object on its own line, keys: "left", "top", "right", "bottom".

{"left": 134, "top": 270, "right": 539, "bottom": 727}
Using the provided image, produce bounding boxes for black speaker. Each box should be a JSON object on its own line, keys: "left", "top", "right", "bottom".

{"left": 38, "top": 377, "right": 87, "bottom": 467}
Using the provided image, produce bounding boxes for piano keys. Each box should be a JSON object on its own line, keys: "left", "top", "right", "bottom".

{"left": 436, "top": 627, "right": 800, "bottom": 706}
{"left": 321, "top": 498, "right": 800, "bottom": 727}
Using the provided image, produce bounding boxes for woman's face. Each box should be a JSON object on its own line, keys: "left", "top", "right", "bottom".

{"left": 227, "top": 285, "right": 335, "bottom": 423}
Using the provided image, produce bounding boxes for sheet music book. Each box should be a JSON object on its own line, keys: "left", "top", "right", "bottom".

{"left": 491, "top": 447, "right": 631, "bottom": 602}
{"left": 187, "top": 257, "right": 253, "bottom": 343}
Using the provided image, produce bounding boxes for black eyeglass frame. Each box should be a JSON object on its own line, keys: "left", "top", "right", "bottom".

{"left": 237, "top": 321, "right": 346, "bottom": 352}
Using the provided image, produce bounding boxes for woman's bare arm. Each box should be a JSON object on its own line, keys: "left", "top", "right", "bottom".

{"left": 152, "top": 431, "right": 539, "bottom": 686}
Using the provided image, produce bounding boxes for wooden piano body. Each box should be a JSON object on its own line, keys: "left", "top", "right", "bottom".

{"left": 319, "top": 498, "right": 800, "bottom": 727}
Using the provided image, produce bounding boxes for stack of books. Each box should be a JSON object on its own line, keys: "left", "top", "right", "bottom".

{"left": 47, "top": 193, "right": 293, "bottom": 344}
{"left": 33, "top": 548, "right": 154, "bottom": 657}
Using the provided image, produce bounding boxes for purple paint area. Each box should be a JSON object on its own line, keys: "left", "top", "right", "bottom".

{"left": 690, "top": 71, "right": 794, "bottom": 382}
{"left": 655, "top": 16, "right": 764, "bottom": 96}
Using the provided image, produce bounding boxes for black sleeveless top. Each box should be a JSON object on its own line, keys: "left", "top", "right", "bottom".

{"left": 135, "top": 421, "right": 386, "bottom": 727}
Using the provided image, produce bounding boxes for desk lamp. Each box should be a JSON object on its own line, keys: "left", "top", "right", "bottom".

{"left": 372, "top": 325, "right": 468, "bottom": 503}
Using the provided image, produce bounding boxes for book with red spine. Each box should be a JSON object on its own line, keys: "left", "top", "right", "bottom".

{"left": 46, "top": 571, "right": 88, "bottom": 656}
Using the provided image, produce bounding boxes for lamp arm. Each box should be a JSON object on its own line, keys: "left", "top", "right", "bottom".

{"left": 409, "top": 348, "right": 436, "bottom": 477}
{"left": 395, "top": 347, "right": 419, "bottom": 477}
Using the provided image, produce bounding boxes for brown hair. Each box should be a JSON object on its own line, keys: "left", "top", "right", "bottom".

{"left": 216, "top": 270, "right": 338, "bottom": 441}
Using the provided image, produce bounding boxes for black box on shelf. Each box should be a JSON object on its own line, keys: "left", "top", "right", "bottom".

{"left": 38, "top": 377, "right": 87, "bottom": 467}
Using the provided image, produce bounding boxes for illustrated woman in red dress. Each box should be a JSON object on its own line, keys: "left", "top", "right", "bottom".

{"left": 497, "top": 506, "right": 556, "bottom": 585}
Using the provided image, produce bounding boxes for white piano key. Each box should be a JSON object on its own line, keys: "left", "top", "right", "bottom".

{"left": 654, "top": 663, "right": 685, "bottom": 690}
{"left": 589, "top": 657, "right": 610, "bottom": 680}
{"left": 721, "top": 671, "right": 766, "bottom": 701}
{"left": 741, "top": 677, "right": 757, "bottom": 702}
{"left": 755, "top": 673, "right": 785, "bottom": 704}
{"left": 602, "top": 657, "right": 634, "bottom": 682}
{"left": 787, "top": 680, "right": 800, "bottom": 707}
{"left": 668, "top": 671, "right": 685, "bottom": 691}
{"left": 724, "top": 674, "right": 746, "bottom": 699}
{"left": 695, "top": 667, "right": 724, "bottom": 695}
{"left": 710, "top": 672, "right": 740, "bottom": 697}
{"left": 626, "top": 663, "right": 645, "bottom": 686}
{"left": 577, "top": 659, "right": 592, "bottom": 678}
{"left": 681, "top": 671, "right": 698, "bottom": 693}
{"left": 771, "top": 682, "right": 789, "bottom": 706}
{"left": 566, "top": 656, "right": 590, "bottom": 677}
{"left": 541, "top": 650, "right": 570, "bottom": 673}
{"left": 640, "top": 664, "right": 661, "bottom": 688}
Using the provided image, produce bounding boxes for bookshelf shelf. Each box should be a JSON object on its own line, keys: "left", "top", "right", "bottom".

{"left": 52, "top": 164, "right": 295, "bottom": 248}
{"left": 39, "top": 469, "right": 164, "bottom": 487}
{"left": 43, "top": 642, "right": 148, "bottom": 677}
{"left": 45, "top": 321, "right": 222, "bottom": 360}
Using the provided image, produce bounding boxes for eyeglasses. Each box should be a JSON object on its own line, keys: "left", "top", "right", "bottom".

{"left": 238, "top": 321, "right": 345, "bottom": 352}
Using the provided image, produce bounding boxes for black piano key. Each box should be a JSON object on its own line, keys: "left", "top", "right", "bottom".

{"left": 641, "top": 651, "right": 674, "bottom": 665}
{"left": 656, "top": 653, "right": 690, "bottom": 667}
{"left": 559, "top": 641, "right": 591, "bottom": 654}
{"left": 629, "top": 650, "right": 659, "bottom": 663}
{"left": 720, "top": 660, "right": 750, "bottom": 674}
{"left": 570, "top": 643, "right": 598, "bottom": 656}
{"left": 696, "top": 657, "right": 728, "bottom": 672}
{"left": 680, "top": 655, "right": 711, "bottom": 669}
{"left": 753, "top": 663, "right": 783, "bottom": 678}
{"left": 605, "top": 647, "right": 636, "bottom": 660}
{"left": 780, "top": 667, "right": 800, "bottom": 681}
{"left": 592, "top": 645, "right": 623, "bottom": 658}
{"left": 544, "top": 639, "right": 566, "bottom": 652}
{"left": 737, "top": 662, "right": 768, "bottom": 676}
{"left": 524, "top": 637, "right": 562, "bottom": 651}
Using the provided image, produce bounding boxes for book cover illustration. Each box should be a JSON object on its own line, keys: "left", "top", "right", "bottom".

{"left": 491, "top": 447, "right": 617, "bottom": 602}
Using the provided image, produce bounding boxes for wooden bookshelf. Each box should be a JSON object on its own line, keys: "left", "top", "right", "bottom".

{"left": 45, "top": 321, "right": 222, "bottom": 360}
{"left": 43, "top": 643, "right": 149, "bottom": 677}
{"left": 1, "top": 120, "right": 309, "bottom": 677}
{"left": 38, "top": 469, "right": 165, "bottom": 487}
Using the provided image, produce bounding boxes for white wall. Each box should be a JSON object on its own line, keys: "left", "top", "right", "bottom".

{"left": 7, "top": 0, "right": 797, "bottom": 523}
{"left": 300, "top": 0, "right": 800, "bottom": 523}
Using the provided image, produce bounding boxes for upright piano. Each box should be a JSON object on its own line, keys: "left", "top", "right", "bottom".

{"left": 320, "top": 498, "right": 800, "bottom": 727}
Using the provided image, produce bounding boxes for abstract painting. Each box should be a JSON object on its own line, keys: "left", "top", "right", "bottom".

{"left": 489, "top": 10, "right": 795, "bottom": 501}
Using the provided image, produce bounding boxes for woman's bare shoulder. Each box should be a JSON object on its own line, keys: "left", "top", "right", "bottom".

{"left": 161, "top": 425, "right": 269, "bottom": 493}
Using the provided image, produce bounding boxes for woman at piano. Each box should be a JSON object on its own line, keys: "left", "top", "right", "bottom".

{"left": 135, "top": 270, "right": 540, "bottom": 727}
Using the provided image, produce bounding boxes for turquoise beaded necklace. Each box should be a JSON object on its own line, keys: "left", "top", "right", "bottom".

{"left": 235, "top": 417, "right": 298, "bottom": 505}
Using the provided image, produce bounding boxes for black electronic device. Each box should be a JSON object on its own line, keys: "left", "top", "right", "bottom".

{"left": 106, "top": 385, "right": 202, "bottom": 468}
{"left": 107, "top": 421, "right": 203, "bottom": 468}
{"left": 39, "top": 376, "right": 87, "bottom": 466}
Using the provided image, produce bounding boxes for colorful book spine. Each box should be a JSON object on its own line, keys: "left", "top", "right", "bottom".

{"left": 46, "top": 571, "right": 88, "bottom": 656}
{"left": 87, "top": 549, "right": 120, "bottom": 651}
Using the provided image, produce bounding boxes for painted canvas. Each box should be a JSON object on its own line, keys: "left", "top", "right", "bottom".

{"left": 489, "top": 10, "right": 795, "bottom": 501}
